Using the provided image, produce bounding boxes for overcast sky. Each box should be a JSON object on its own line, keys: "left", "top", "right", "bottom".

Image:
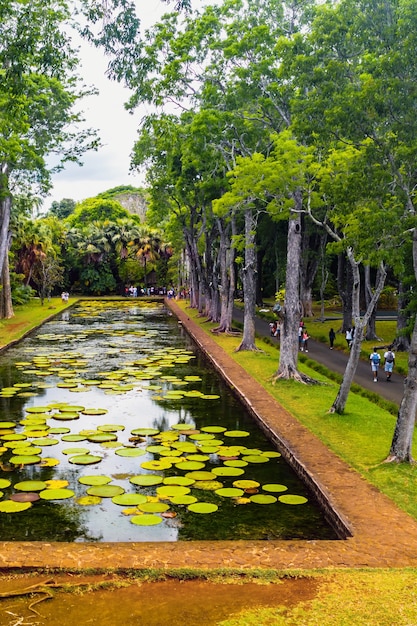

{"left": 44, "top": 0, "right": 175, "bottom": 211}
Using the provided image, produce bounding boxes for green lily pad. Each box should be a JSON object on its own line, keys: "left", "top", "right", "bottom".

{"left": 262, "top": 484, "right": 288, "bottom": 493}
{"left": 0, "top": 478, "right": 11, "bottom": 489}
{"left": 10, "top": 455, "right": 41, "bottom": 465}
{"left": 223, "top": 430, "right": 250, "bottom": 438}
{"left": 69, "top": 454, "right": 102, "bottom": 465}
{"left": 14, "top": 480, "right": 47, "bottom": 492}
{"left": 52, "top": 412, "right": 80, "bottom": 420}
{"left": 62, "top": 447, "right": 90, "bottom": 456}
{"left": 0, "top": 422, "right": 17, "bottom": 429}
{"left": 156, "top": 485, "right": 191, "bottom": 497}
{"left": 141, "top": 460, "right": 172, "bottom": 471}
{"left": 131, "top": 514, "right": 163, "bottom": 526}
{"left": 97, "top": 424, "right": 125, "bottom": 432}
{"left": 200, "top": 425, "right": 227, "bottom": 433}
{"left": 215, "top": 487, "right": 244, "bottom": 498}
{"left": 250, "top": 494, "right": 278, "bottom": 504}
{"left": 61, "top": 434, "right": 87, "bottom": 442}
{"left": 224, "top": 460, "right": 248, "bottom": 468}
{"left": 25, "top": 407, "right": 51, "bottom": 414}
{"left": 232, "top": 480, "right": 260, "bottom": 489}
{"left": 131, "top": 428, "right": 160, "bottom": 436}
{"left": 163, "top": 476, "right": 195, "bottom": 487}
{"left": 129, "top": 475, "right": 163, "bottom": 487}
{"left": 2, "top": 433, "right": 27, "bottom": 441}
{"left": 78, "top": 475, "right": 112, "bottom": 486}
{"left": 87, "top": 433, "right": 118, "bottom": 443}
{"left": 241, "top": 455, "right": 269, "bottom": 464}
{"left": 86, "top": 485, "right": 125, "bottom": 498}
{"left": 170, "top": 494, "right": 198, "bottom": 505}
{"left": 138, "top": 501, "right": 170, "bottom": 513}
{"left": 185, "top": 471, "right": 216, "bottom": 481}
{"left": 0, "top": 500, "right": 32, "bottom": 513}
{"left": 10, "top": 492, "right": 40, "bottom": 503}
{"left": 112, "top": 493, "right": 148, "bottom": 506}
{"left": 39, "top": 488, "right": 75, "bottom": 500}
{"left": 81, "top": 408, "right": 108, "bottom": 415}
{"left": 76, "top": 495, "right": 102, "bottom": 506}
{"left": 212, "top": 467, "right": 245, "bottom": 477}
{"left": 278, "top": 494, "right": 308, "bottom": 505}
{"left": 187, "top": 502, "right": 218, "bottom": 514}
{"left": 115, "top": 447, "right": 146, "bottom": 457}
{"left": 175, "top": 460, "right": 205, "bottom": 471}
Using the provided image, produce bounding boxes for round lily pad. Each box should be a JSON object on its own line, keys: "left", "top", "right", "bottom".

{"left": 141, "top": 460, "right": 172, "bottom": 471}
{"left": 87, "top": 433, "right": 118, "bottom": 443}
{"left": 212, "top": 467, "right": 245, "bottom": 477}
{"left": 193, "top": 480, "right": 223, "bottom": 491}
{"left": 25, "top": 407, "right": 51, "bottom": 414}
{"left": 76, "top": 495, "right": 102, "bottom": 506}
{"left": 86, "top": 485, "right": 125, "bottom": 498}
{"left": 187, "top": 502, "right": 218, "bottom": 514}
{"left": 0, "top": 500, "right": 32, "bottom": 512}
{"left": 78, "top": 475, "right": 112, "bottom": 486}
{"left": 14, "top": 480, "right": 47, "bottom": 492}
{"left": 223, "top": 430, "right": 250, "bottom": 438}
{"left": 61, "top": 435, "right": 87, "bottom": 442}
{"left": 0, "top": 478, "right": 11, "bottom": 489}
{"left": 232, "top": 480, "right": 260, "bottom": 490}
{"left": 62, "top": 447, "right": 90, "bottom": 456}
{"left": 241, "top": 455, "right": 269, "bottom": 464}
{"left": 97, "top": 424, "right": 125, "bottom": 432}
{"left": 131, "top": 428, "right": 160, "bottom": 436}
{"left": 131, "top": 514, "right": 163, "bottom": 526}
{"left": 156, "top": 485, "right": 191, "bottom": 497}
{"left": 39, "top": 457, "right": 59, "bottom": 467}
{"left": 115, "top": 448, "right": 146, "bottom": 457}
{"left": 10, "top": 492, "right": 40, "bottom": 503}
{"left": 175, "top": 460, "right": 205, "bottom": 471}
{"left": 224, "top": 460, "right": 248, "bottom": 468}
{"left": 163, "top": 476, "right": 195, "bottom": 487}
{"left": 129, "top": 475, "right": 163, "bottom": 487}
{"left": 170, "top": 494, "right": 198, "bottom": 505}
{"left": 200, "top": 426, "right": 227, "bottom": 433}
{"left": 44, "top": 480, "right": 69, "bottom": 489}
{"left": 250, "top": 494, "right": 278, "bottom": 504}
{"left": 262, "top": 484, "right": 288, "bottom": 493}
{"left": 185, "top": 471, "right": 216, "bottom": 481}
{"left": 10, "top": 455, "right": 41, "bottom": 465}
{"left": 112, "top": 493, "right": 147, "bottom": 506}
{"left": 138, "top": 502, "right": 170, "bottom": 513}
{"left": 69, "top": 454, "right": 102, "bottom": 465}
{"left": 81, "top": 408, "right": 108, "bottom": 415}
{"left": 52, "top": 412, "right": 80, "bottom": 421}
{"left": 278, "top": 494, "right": 308, "bottom": 505}
{"left": 39, "top": 488, "right": 75, "bottom": 500}
{"left": 215, "top": 487, "right": 244, "bottom": 498}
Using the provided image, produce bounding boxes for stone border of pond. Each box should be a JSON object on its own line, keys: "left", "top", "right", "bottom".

{"left": 1, "top": 298, "right": 417, "bottom": 571}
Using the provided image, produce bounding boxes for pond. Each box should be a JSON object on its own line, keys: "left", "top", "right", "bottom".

{"left": 0, "top": 300, "right": 337, "bottom": 542}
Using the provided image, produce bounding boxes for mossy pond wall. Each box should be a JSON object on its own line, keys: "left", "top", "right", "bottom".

{"left": 0, "top": 300, "right": 337, "bottom": 542}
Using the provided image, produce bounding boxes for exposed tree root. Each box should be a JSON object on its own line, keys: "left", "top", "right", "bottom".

{"left": 270, "top": 369, "right": 321, "bottom": 385}
{"left": 234, "top": 344, "right": 264, "bottom": 353}
{"left": 211, "top": 327, "right": 241, "bottom": 336}
{"left": 382, "top": 454, "right": 416, "bottom": 465}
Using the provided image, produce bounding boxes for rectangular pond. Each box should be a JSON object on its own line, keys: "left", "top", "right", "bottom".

{"left": 0, "top": 300, "right": 338, "bottom": 542}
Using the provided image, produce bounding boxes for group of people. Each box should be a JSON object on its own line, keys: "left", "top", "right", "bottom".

{"left": 298, "top": 322, "right": 310, "bottom": 352}
{"left": 369, "top": 346, "right": 395, "bottom": 382}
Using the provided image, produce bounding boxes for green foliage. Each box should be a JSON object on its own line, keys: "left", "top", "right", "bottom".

{"left": 66, "top": 198, "right": 132, "bottom": 227}
{"left": 78, "top": 263, "right": 117, "bottom": 295}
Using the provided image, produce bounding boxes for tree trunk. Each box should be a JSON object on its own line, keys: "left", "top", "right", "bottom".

{"left": 364, "top": 265, "right": 381, "bottom": 340}
{"left": 273, "top": 197, "right": 316, "bottom": 383}
{"left": 387, "top": 230, "right": 417, "bottom": 462}
{"left": 235, "top": 206, "right": 259, "bottom": 352}
{"left": 330, "top": 253, "right": 387, "bottom": 413}
{"left": 393, "top": 281, "right": 411, "bottom": 352}
{"left": 0, "top": 251, "right": 13, "bottom": 319}
{"left": 300, "top": 224, "right": 322, "bottom": 318}
{"left": 387, "top": 313, "right": 417, "bottom": 462}
{"left": 337, "top": 252, "right": 353, "bottom": 332}
{"left": 213, "top": 216, "right": 236, "bottom": 334}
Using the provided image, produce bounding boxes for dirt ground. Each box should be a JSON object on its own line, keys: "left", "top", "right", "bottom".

{"left": 1, "top": 299, "right": 417, "bottom": 623}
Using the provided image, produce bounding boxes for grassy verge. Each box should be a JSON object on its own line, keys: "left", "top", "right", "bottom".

{"left": 0, "top": 297, "right": 77, "bottom": 349}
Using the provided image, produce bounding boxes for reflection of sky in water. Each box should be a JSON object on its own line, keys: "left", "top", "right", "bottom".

{"left": 0, "top": 301, "right": 336, "bottom": 543}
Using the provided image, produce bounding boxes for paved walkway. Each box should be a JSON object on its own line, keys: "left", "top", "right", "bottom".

{"left": 232, "top": 307, "right": 404, "bottom": 406}
{"left": 1, "top": 301, "right": 416, "bottom": 573}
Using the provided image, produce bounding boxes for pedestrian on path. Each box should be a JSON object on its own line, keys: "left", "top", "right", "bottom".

{"left": 370, "top": 348, "right": 381, "bottom": 382}
{"left": 329, "top": 328, "right": 336, "bottom": 349}
{"left": 345, "top": 328, "right": 353, "bottom": 349}
{"left": 302, "top": 329, "right": 310, "bottom": 352}
{"left": 384, "top": 346, "right": 395, "bottom": 381}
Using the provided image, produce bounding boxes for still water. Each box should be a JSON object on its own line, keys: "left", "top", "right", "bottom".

{"left": 0, "top": 300, "right": 337, "bottom": 542}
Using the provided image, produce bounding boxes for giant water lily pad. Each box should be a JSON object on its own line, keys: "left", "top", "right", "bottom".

{"left": 76, "top": 495, "right": 102, "bottom": 506}
{"left": 156, "top": 485, "right": 190, "bottom": 498}
{"left": 170, "top": 494, "right": 198, "bottom": 505}
{"left": 39, "top": 457, "right": 60, "bottom": 467}
{"left": 81, "top": 408, "right": 108, "bottom": 416}
{"left": 0, "top": 500, "right": 32, "bottom": 512}
{"left": 212, "top": 467, "right": 245, "bottom": 477}
{"left": 215, "top": 487, "right": 244, "bottom": 498}
{"left": 193, "top": 480, "right": 223, "bottom": 491}
{"left": 78, "top": 475, "right": 112, "bottom": 486}
{"left": 112, "top": 493, "right": 147, "bottom": 506}
{"left": 69, "top": 454, "right": 102, "bottom": 465}
{"left": 14, "top": 480, "right": 47, "bottom": 491}
{"left": 131, "top": 428, "right": 160, "bottom": 436}
{"left": 0, "top": 478, "right": 11, "bottom": 489}
{"left": 87, "top": 433, "right": 118, "bottom": 443}
{"left": 0, "top": 422, "right": 18, "bottom": 429}
{"left": 175, "top": 460, "right": 205, "bottom": 471}
{"left": 115, "top": 447, "right": 146, "bottom": 457}
{"left": 278, "top": 494, "right": 308, "bottom": 505}
{"left": 10, "top": 455, "right": 41, "bottom": 465}
{"left": 141, "top": 460, "right": 172, "bottom": 471}
{"left": 241, "top": 455, "right": 269, "bottom": 464}
{"left": 223, "top": 430, "right": 250, "bottom": 438}
{"left": 10, "top": 492, "right": 40, "bottom": 503}
{"left": 87, "top": 485, "right": 125, "bottom": 498}
{"left": 129, "top": 475, "right": 163, "bottom": 487}
{"left": 233, "top": 480, "right": 260, "bottom": 490}
{"left": 44, "top": 480, "right": 69, "bottom": 489}
{"left": 39, "top": 488, "right": 75, "bottom": 500}
{"left": 61, "top": 435, "right": 86, "bottom": 442}
{"left": 262, "top": 484, "right": 288, "bottom": 493}
{"left": 138, "top": 501, "right": 170, "bottom": 513}
{"left": 131, "top": 514, "right": 163, "bottom": 526}
{"left": 62, "top": 447, "right": 90, "bottom": 456}
{"left": 187, "top": 502, "right": 218, "bottom": 514}
{"left": 163, "top": 476, "right": 195, "bottom": 487}
{"left": 250, "top": 494, "right": 277, "bottom": 505}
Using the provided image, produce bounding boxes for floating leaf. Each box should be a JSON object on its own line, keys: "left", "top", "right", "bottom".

{"left": 78, "top": 475, "right": 112, "bottom": 486}
{"left": 62, "top": 447, "right": 90, "bottom": 456}
{"left": 250, "top": 494, "right": 278, "bottom": 505}
{"left": 170, "top": 494, "right": 198, "bottom": 505}
{"left": 39, "top": 488, "right": 75, "bottom": 500}
{"left": 193, "top": 480, "right": 223, "bottom": 491}
{"left": 212, "top": 467, "right": 245, "bottom": 477}
{"left": 69, "top": 454, "right": 102, "bottom": 465}
{"left": 200, "top": 426, "right": 227, "bottom": 433}
{"left": 131, "top": 514, "right": 163, "bottom": 526}
{"left": 241, "top": 455, "right": 269, "bottom": 464}
{"left": 0, "top": 478, "right": 11, "bottom": 489}
{"left": 39, "top": 457, "right": 59, "bottom": 467}
{"left": 185, "top": 471, "right": 216, "bottom": 481}
{"left": 81, "top": 408, "right": 108, "bottom": 416}
{"left": 131, "top": 428, "right": 160, "bottom": 436}
{"left": 112, "top": 493, "right": 147, "bottom": 506}
{"left": 138, "top": 502, "right": 170, "bottom": 513}
{"left": 163, "top": 476, "right": 195, "bottom": 487}
{"left": 10, "top": 455, "right": 41, "bottom": 465}
{"left": 61, "top": 435, "right": 86, "bottom": 442}
{"left": 129, "top": 475, "right": 163, "bottom": 487}
{"left": 262, "top": 484, "right": 288, "bottom": 493}
{"left": 141, "top": 460, "right": 172, "bottom": 471}
{"left": 223, "top": 430, "right": 250, "bottom": 438}
{"left": 215, "top": 487, "right": 245, "bottom": 498}
{"left": 278, "top": 494, "right": 308, "bottom": 505}
{"left": 86, "top": 485, "right": 125, "bottom": 498}
{"left": 233, "top": 480, "right": 260, "bottom": 490}
{"left": 44, "top": 480, "right": 69, "bottom": 489}
{"left": 0, "top": 500, "right": 32, "bottom": 512}
{"left": 14, "top": 480, "right": 47, "bottom": 492}
{"left": 76, "top": 495, "right": 102, "bottom": 506}
{"left": 187, "top": 502, "right": 218, "bottom": 514}
{"left": 10, "top": 492, "right": 40, "bottom": 503}
{"left": 175, "top": 460, "right": 205, "bottom": 471}
{"left": 156, "top": 485, "right": 190, "bottom": 497}
{"left": 115, "top": 447, "right": 146, "bottom": 458}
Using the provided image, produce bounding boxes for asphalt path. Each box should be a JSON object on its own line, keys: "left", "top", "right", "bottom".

{"left": 232, "top": 308, "right": 404, "bottom": 407}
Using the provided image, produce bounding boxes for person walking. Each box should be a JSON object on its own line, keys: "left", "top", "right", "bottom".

{"left": 302, "top": 329, "right": 310, "bottom": 353}
{"left": 370, "top": 348, "right": 381, "bottom": 382}
{"left": 329, "top": 328, "right": 336, "bottom": 349}
{"left": 383, "top": 346, "right": 395, "bottom": 381}
{"left": 345, "top": 328, "right": 353, "bottom": 349}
